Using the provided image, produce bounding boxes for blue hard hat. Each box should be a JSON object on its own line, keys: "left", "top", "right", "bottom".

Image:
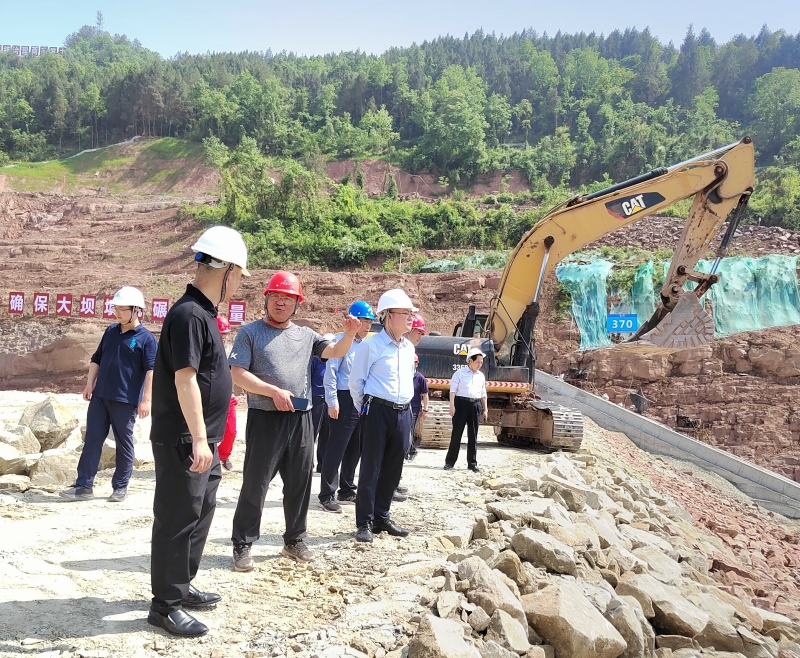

{"left": 349, "top": 301, "right": 376, "bottom": 320}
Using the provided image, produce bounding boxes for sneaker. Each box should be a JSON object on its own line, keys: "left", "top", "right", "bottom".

{"left": 396, "top": 484, "right": 409, "bottom": 495}
{"left": 282, "top": 540, "right": 314, "bottom": 563}
{"left": 222, "top": 459, "right": 233, "bottom": 471}
{"left": 392, "top": 490, "right": 408, "bottom": 502}
{"left": 337, "top": 493, "right": 357, "bottom": 505}
{"left": 318, "top": 498, "right": 342, "bottom": 514}
{"left": 232, "top": 543, "right": 254, "bottom": 572}
{"left": 59, "top": 485, "right": 93, "bottom": 500}
{"left": 107, "top": 487, "right": 127, "bottom": 502}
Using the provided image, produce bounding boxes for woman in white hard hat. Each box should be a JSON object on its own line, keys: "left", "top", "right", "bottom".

{"left": 349, "top": 289, "right": 417, "bottom": 543}
{"left": 148, "top": 225, "right": 249, "bottom": 638}
{"left": 444, "top": 346, "right": 488, "bottom": 473}
{"left": 60, "top": 286, "right": 157, "bottom": 503}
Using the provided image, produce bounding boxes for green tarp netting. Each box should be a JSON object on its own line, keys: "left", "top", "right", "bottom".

{"left": 556, "top": 254, "right": 800, "bottom": 349}
{"left": 555, "top": 260, "right": 614, "bottom": 349}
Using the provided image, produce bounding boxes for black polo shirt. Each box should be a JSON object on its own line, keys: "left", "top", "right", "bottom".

{"left": 150, "top": 284, "right": 232, "bottom": 445}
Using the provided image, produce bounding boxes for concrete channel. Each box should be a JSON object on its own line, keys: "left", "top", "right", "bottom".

{"left": 535, "top": 370, "right": 800, "bottom": 519}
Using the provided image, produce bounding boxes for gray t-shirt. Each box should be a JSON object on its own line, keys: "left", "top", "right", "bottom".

{"left": 228, "top": 320, "right": 329, "bottom": 412}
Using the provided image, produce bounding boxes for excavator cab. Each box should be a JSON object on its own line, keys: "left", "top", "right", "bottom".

{"left": 452, "top": 305, "right": 489, "bottom": 339}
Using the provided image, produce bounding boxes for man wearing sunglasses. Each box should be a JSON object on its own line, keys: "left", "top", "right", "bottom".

{"left": 228, "top": 271, "right": 361, "bottom": 569}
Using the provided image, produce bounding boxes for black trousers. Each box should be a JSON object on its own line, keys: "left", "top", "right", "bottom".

{"left": 319, "top": 390, "right": 361, "bottom": 501}
{"left": 312, "top": 395, "right": 330, "bottom": 468}
{"left": 355, "top": 403, "right": 411, "bottom": 527}
{"left": 151, "top": 440, "right": 221, "bottom": 614}
{"left": 406, "top": 413, "right": 420, "bottom": 458}
{"left": 445, "top": 397, "right": 481, "bottom": 468}
{"left": 232, "top": 409, "right": 313, "bottom": 546}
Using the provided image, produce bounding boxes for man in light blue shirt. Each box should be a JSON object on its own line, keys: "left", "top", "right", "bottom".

{"left": 349, "top": 289, "right": 417, "bottom": 543}
{"left": 317, "top": 301, "right": 375, "bottom": 513}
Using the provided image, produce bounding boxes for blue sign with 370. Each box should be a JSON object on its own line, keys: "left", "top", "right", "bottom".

{"left": 607, "top": 314, "right": 639, "bottom": 333}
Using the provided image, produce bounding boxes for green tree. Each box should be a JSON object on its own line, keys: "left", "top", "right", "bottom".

{"left": 745, "top": 67, "right": 800, "bottom": 163}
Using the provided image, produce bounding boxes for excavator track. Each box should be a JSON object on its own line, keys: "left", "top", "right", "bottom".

{"left": 496, "top": 402, "right": 584, "bottom": 452}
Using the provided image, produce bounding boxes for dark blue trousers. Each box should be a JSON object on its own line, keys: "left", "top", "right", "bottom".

{"left": 77, "top": 396, "right": 137, "bottom": 490}
{"left": 312, "top": 395, "right": 330, "bottom": 469}
{"left": 319, "top": 390, "right": 362, "bottom": 501}
{"left": 355, "top": 403, "right": 411, "bottom": 527}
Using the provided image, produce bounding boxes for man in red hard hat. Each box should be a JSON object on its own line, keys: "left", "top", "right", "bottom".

{"left": 228, "top": 271, "right": 361, "bottom": 568}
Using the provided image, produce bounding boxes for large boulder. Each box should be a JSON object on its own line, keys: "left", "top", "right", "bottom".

{"left": 521, "top": 580, "right": 627, "bottom": 658}
{"left": 19, "top": 396, "right": 79, "bottom": 450}
{"left": 0, "top": 442, "right": 29, "bottom": 476}
{"left": 485, "top": 609, "right": 530, "bottom": 655}
{"left": 407, "top": 614, "right": 481, "bottom": 658}
{"left": 631, "top": 546, "right": 681, "bottom": 583}
{"left": 487, "top": 500, "right": 552, "bottom": 523}
{"left": 488, "top": 550, "right": 532, "bottom": 587}
{"left": 458, "top": 557, "right": 527, "bottom": 627}
{"left": 29, "top": 448, "right": 80, "bottom": 489}
{"left": 605, "top": 598, "right": 655, "bottom": 658}
{"left": 511, "top": 529, "right": 577, "bottom": 576}
{"left": 617, "top": 574, "right": 708, "bottom": 637}
{"left": 0, "top": 426, "right": 41, "bottom": 455}
{"left": 0, "top": 474, "right": 31, "bottom": 492}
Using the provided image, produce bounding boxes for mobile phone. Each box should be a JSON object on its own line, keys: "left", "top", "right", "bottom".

{"left": 291, "top": 397, "right": 312, "bottom": 412}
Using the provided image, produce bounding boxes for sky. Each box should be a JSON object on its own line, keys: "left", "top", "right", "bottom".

{"left": 2, "top": 0, "right": 799, "bottom": 57}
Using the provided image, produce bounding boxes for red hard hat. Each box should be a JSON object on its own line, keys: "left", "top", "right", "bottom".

{"left": 264, "top": 271, "right": 304, "bottom": 303}
{"left": 411, "top": 314, "right": 427, "bottom": 334}
{"left": 216, "top": 315, "right": 231, "bottom": 334}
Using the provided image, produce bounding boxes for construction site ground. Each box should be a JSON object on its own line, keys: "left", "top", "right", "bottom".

{"left": 2, "top": 390, "right": 800, "bottom": 658}
{"left": 3, "top": 175, "right": 800, "bottom": 652}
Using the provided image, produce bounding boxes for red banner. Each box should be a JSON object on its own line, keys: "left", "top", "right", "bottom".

{"left": 56, "top": 294, "right": 73, "bottom": 316}
{"left": 79, "top": 295, "right": 96, "bottom": 318}
{"left": 151, "top": 298, "right": 169, "bottom": 323}
{"left": 33, "top": 292, "right": 49, "bottom": 315}
{"left": 8, "top": 292, "right": 24, "bottom": 314}
{"left": 102, "top": 296, "right": 115, "bottom": 319}
{"left": 228, "top": 301, "right": 246, "bottom": 325}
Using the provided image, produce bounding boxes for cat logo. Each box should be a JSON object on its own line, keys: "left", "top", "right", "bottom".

{"left": 453, "top": 342, "right": 470, "bottom": 356}
{"left": 605, "top": 192, "right": 666, "bottom": 220}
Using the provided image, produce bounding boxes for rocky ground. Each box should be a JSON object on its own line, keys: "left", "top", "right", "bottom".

{"left": 2, "top": 392, "right": 800, "bottom": 658}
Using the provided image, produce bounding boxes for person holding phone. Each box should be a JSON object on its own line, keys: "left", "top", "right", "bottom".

{"left": 228, "top": 271, "right": 361, "bottom": 569}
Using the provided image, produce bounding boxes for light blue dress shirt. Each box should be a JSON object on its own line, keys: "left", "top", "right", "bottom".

{"left": 323, "top": 332, "right": 363, "bottom": 408}
{"left": 349, "top": 330, "right": 415, "bottom": 410}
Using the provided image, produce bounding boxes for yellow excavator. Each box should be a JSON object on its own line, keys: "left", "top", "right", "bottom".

{"left": 415, "top": 137, "right": 756, "bottom": 451}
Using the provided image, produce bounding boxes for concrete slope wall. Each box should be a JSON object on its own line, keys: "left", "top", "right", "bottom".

{"left": 535, "top": 370, "right": 800, "bottom": 519}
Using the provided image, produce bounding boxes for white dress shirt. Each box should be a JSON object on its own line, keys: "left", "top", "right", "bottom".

{"left": 349, "top": 330, "right": 415, "bottom": 410}
{"left": 450, "top": 366, "right": 487, "bottom": 400}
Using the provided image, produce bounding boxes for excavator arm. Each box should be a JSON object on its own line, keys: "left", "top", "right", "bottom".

{"left": 487, "top": 138, "right": 756, "bottom": 356}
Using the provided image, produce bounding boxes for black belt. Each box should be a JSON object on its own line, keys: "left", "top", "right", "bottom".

{"left": 369, "top": 396, "right": 411, "bottom": 411}
{"left": 456, "top": 396, "right": 482, "bottom": 402}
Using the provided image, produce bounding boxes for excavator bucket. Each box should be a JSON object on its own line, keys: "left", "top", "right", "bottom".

{"left": 631, "top": 294, "right": 715, "bottom": 350}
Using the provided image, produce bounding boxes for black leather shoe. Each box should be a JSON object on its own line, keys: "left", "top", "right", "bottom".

{"left": 147, "top": 609, "right": 208, "bottom": 637}
{"left": 443, "top": 464, "right": 454, "bottom": 471}
{"left": 356, "top": 523, "right": 373, "bottom": 543}
{"left": 373, "top": 518, "right": 410, "bottom": 537}
{"left": 181, "top": 584, "right": 221, "bottom": 609}
{"left": 468, "top": 465, "right": 481, "bottom": 473}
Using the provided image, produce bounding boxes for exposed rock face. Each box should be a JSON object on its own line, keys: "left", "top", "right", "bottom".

{"left": 19, "top": 396, "right": 79, "bottom": 450}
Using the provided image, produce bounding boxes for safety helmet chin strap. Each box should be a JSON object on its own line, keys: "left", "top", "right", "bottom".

{"left": 219, "top": 263, "right": 234, "bottom": 306}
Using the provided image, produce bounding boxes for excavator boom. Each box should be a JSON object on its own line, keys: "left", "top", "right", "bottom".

{"left": 488, "top": 138, "right": 756, "bottom": 351}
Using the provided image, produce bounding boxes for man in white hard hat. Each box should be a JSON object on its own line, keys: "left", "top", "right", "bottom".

{"left": 349, "top": 289, "right": 417, "bottom": 543}
{"left": 148, "top": 226, "right": 249, "bottom": 638}
{"left": 444, "top": 346, "right": 488, "bottom": 473}
{"left": 60, "top": 286, "right": 156, "bottom": 503}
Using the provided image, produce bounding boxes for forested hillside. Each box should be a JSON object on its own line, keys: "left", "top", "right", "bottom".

{"left": 2, "top": 23, "right": 799, "bottom": 266}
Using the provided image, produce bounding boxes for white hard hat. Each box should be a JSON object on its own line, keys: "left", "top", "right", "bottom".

{"left": 323, "top": 333, "right": 336, "bottom": 341}
{"left": 112, "top": 286, "right": 145, "bottom": 309}
{"left": 191, "top": 226, "right": 250, "bottom": 277}
{"left": 467, "top": 347, "right": 486, "bottom": 359}
{"left": 376, "top": 289, "right": 418, "bottom": 315}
